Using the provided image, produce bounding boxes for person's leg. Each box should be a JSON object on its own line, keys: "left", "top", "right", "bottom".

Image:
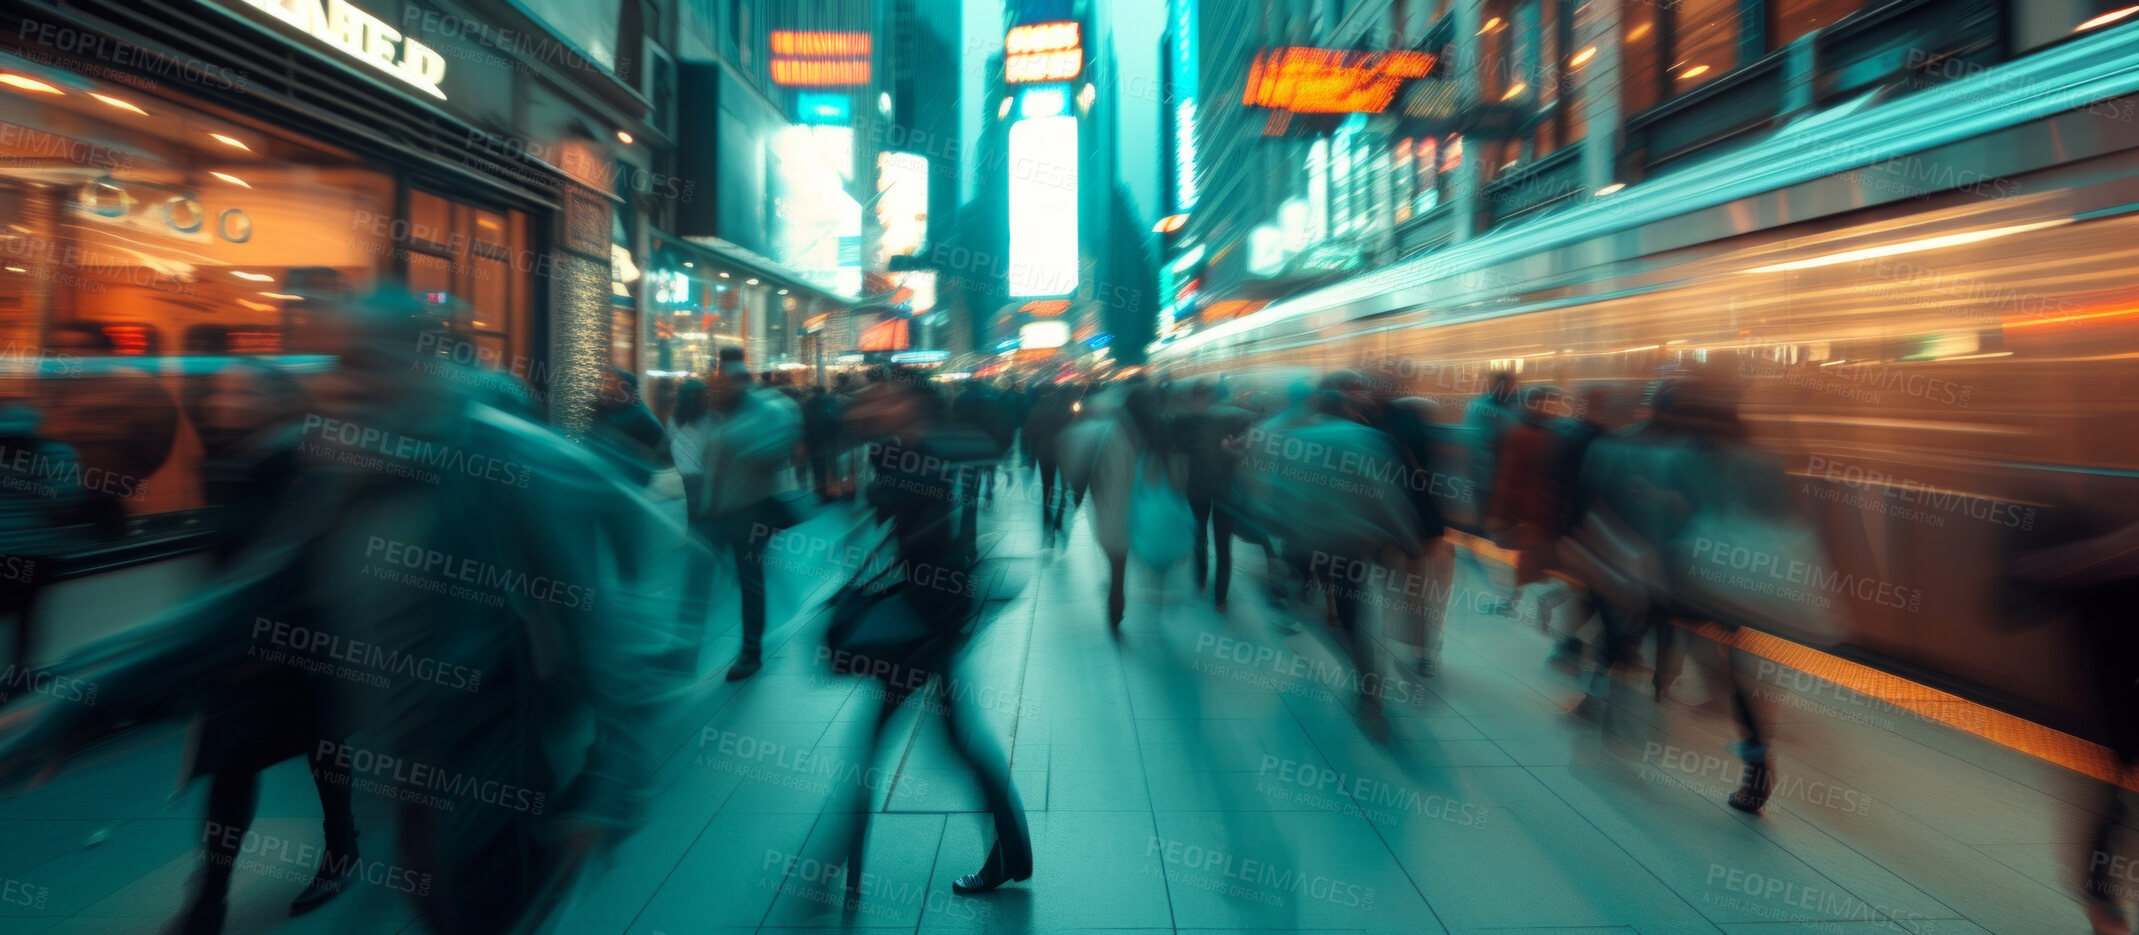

{"left": 1724, "top": 645, "right": 1774, "bottom": 812}
{"left": 184, "top": 771, "right": 260, "bottom": 932}
{"left": 1107, "top": 550, "right": 1127, "bottom": 627}
{"left": 1188, "top": 495, "right": 1213, "bottom": 593}
{"left": 669, "top": 521, "right": 718, "bottom": 669}
{"left": 1038, "top": 460, "right": 1059, "bottom": 540}
{"left": 1323, "top": 562, "right": 1379, "bottom": 717}
{"left": 724, "top": 515, "right": 769, "bottom": 678}
{"left": 940, "top": 676, "right": 1031, "bottom": 886}
{"left": 1211, "top": 500, "right": 1235, "bottom": 608}
{"left": 291, "top": 741, "right": 361, "bottom": 914}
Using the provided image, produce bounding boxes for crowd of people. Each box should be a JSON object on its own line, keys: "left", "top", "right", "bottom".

{"left": 0, "top": 293, "right": 2132, "bottom": 934}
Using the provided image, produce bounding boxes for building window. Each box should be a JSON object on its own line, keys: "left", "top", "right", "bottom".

{"left": 1771, "top": 0, "right": 1866, "bottom": 48}
{"left": 403, "top": 191, "right": 536, "bottom": 373}
{"left": 1671, "top": 0, "right": 1740, "bottom": 96}
{"left": 1622, "top": 0, "right": 1662, "bottom": 115}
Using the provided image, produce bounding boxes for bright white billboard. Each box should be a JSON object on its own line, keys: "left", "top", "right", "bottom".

{"left": 1007, "top": 116, "right": 1079, "bottom": 298}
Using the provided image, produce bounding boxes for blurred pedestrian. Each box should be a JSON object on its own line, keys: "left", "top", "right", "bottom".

{"left": 824, "top": 378, "right": 1031, "bottom": 902}
{"left": 588, "top": 367, "right": 665, "bottom": 486}
{"left": 1170, "top": 380, "right": 1255, "bottom": 610}
{"left": 177, "top": 361, "right": 360, "bottom": 932}
{"left": 0, "top": 400, "right": 84, "bottom": 670}
{"left": 1063, "top": 382, "right": 1179, "bottom": 628}
{"left": 695, "top": 347, "right": 803, "bottom": 681}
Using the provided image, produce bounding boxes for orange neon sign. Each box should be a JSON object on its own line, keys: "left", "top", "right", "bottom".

{"left": 1005, "top": 21, "right": 1082, "bottom": 84}
{"left": 1244, "top": 48, "right": 1436, "bottom": 114}
{"left": 1020, "top": 300, "right": 1071, "bottom": 317}
{"left": 770, "top": 31, "right": 872, "bottom": 86}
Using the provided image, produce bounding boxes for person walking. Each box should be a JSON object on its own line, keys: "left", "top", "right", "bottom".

{"left": 1170, "top": 380, "right": 1255, "bottom": 610}
{"left": 174, "top": 361, "right": 361, "bottom": 932}
{"left": 696, "top": 347, "right": 803, "bottom": 681}
{"left": 1062, "top": 382, "right": 1176, "bottom": 628}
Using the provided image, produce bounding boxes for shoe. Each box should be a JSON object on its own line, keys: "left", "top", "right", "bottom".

{"left": 289, "top": 823, "right": 359, "bottom": 915}
{"left": 1728, "top": 753, "right": 1774, "bottom": 815}
{"left": 1414, "top": 656, "right": 1435, "bottom": 678}
{"left": 951, "top": 839, "right": 1032, "bottom": 894}
{"left": 1546, "top": 637, "right": 1583, "bottom": 674}
{"left": 1214, "top": 599, "right": 1228, "bottom": 612}
{"left": 2083, "top": 890, "right": 2134, "bottom": 934}
{"left": 726, "top": 655, "right": 763, "bottom": 681}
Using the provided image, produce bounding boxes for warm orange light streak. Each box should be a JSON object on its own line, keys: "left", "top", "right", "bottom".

{"left": 2003, "top": 305, "right": 2139, "bottom": 329}
{"left": 1244, "top": 48, "right": 1437, "bottom": 114}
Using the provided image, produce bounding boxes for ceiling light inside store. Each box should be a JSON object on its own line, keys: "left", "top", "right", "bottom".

{"left": 1594, "top": 182, "right": 1626, "bottom": 196}
{"left": 778, "top": 289, "right": 790, "bottom": 295}
{"left": 719, "top": 272, "right": 731, "bottom": 279}
{"left": 1627, "top": 23, "right": 1652, "bottom": 41}
{"left": 1570, "top": 47, "right": 1597, "bottom": 68}
{"left": 3, "top": 267, "right": 23, "bottom": 274}
{"left": 1679, "top": 64, "right": 1710, "bottom": 79}
{"left": 0, "top": 74, "right": 62, "bottom": 94}
{"left": 210, "top": 172, "right": 251, "bottom": 188}
{"left": 2077, "top": 6, "right": 2139, "bottom": 30}
{"left": 616, "top": 130, "right": 634, "bottom": 144}
{"left": 231, "top": 271, "right": 273, "bottom": 281}
{"left": 238, "top": 299, "right": 275, "bottom": 311}
{"left": 89, "top": 92, "right": 147, "bottom": 114}
{"left": 259, "top": 291, "right": 303, "bottom": 300}
{"left": 210, "top": 133, "right": 251, "bottom": 151}
{"left": 683, "top": 261, "right": 694, "bottom": 268}
{"left": 1500, "top": 83, "right": 1526, "bottom": 100}
{"left": 1477, "top": 17, "right": 1501, "bottom": 34}
{"left": 746, "top": 278, "right": 760, "bottom": 285}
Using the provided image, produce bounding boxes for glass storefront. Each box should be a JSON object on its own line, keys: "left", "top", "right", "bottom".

{"left": 1, "top": 59, "right": 536, "bottom": 526}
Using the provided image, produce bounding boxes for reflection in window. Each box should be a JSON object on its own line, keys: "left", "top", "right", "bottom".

{"left": 1771, "top": 0, "right": 1865, "bottom": 48}
{"left": 1672, "top": 0, "right": 1740, "bottom": 95}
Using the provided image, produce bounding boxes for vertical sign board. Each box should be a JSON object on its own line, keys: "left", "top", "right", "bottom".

{"left": 1170, "top": 0, "right": 1198, "bottom": 212}
{"left": 1006, "top": 116, "right": 1078, "bottom": 297}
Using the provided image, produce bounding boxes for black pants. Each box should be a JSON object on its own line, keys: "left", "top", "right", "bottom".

{"left": 1311, "top": 556, "right": 1379, "bottom": 710}
{"left": 1187, "top": 494, "right": 1234, "bottom": 604}
{"left": 196, "top": 744, "right": 355, "bottom": 908}
{"left": 677, "top": 508, "right": 770, "bottom": 662}
{"left": 845, "top": 671, "right": 1030, "bottom": 882}
{"left": 3, "top": 559, "right": 49, "bottom": 667}
{"left": 1036, "top": 458, "right": 1065, "bottom": 534}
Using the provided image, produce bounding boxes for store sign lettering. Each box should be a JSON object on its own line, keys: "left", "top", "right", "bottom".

{"left": 228, "top": 0, "right": 448, "bottom": 100}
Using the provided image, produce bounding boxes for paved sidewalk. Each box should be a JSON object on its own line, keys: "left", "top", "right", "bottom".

{"left": 0, "top": 468, "right": 2126, "bottom": 934}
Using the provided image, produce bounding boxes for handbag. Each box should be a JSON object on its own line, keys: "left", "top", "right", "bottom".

{"left": 1129, "top": 451, "right": 1194, "bottom": 568}
{"left": 820, "top": 517, "right": 959, "bottom": 679}
{"left": 1668, "top": 506, "right": 1847, "bottom": 646}
{"left": 1558, "top": 502, "right": 1662, "bottom": 617}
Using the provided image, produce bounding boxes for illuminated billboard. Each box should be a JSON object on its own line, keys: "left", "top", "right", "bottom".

{"left": 1244, "top": 48, "right": 1435, "bottom": 114}
{"left": 875, "top": 151, "right": 930, "bottom": 262}
{"left": 1020, "top": 320, "right": 1071, "bottom": 350}
{"left": 1170, "top": 0, "right": 1198, "bottom": 211}
{"left": 1005, "top": 21, "right": 1082, "bottom": 84}
{"left": 1006, "top": 116, "right": 1079, "bottom": 298}
{"left": 770, "top": 31, "right": 872, "bottom": 86}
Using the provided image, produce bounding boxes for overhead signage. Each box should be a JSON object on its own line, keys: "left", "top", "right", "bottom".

{"left": 231, "top": 0, "right": 449, "bottom": 100}
{"left": 1244, "top": 48, "right": 1434, "bottom": 114}
{"left": 1170, "top": 0, "right": 1199, "bottom": 211}
{"left": 797, "top": 91, "right": 852, "bottom": 124}
{"left": 1005, "top": 21, "right": 1082, "bottom": 84}
{"left": 1019, "top": 299, "right": 1071, "bottom": 317}
{"left": 892, "top": 349, "right": 950, "bottom": 364}
{"left": 771, "top": 31, "right": 872, "bottom": 86}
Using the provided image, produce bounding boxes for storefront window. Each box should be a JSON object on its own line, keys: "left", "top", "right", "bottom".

{"left": 1671, "top": 0, "right": 1740, "bottom": 96}
{"left": 1622, "top": 1, "right": 1662, "bottom": 115}
{"left": 1772, "top": 0, "right": 1865, "bottom": 48}
{"left": 404, "top": 190, "right": 536, "bottom": 372}
{"left": 1, "top": 70, "right": 393, "bottom": 519}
